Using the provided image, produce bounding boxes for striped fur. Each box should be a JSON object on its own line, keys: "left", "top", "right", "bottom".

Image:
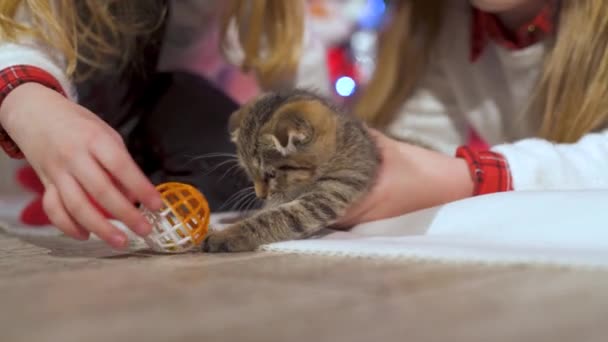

{"left": 202, "top": 89, "right": 380, "bottom": 252}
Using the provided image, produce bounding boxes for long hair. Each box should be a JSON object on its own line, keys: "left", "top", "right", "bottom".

{"left": 219, "top": 0, "right": 304, "bottom": 89}
{"left": 353, "top": 0, "right": 443, "bottom": 128}
{"left": 0, "top": 0, "right": 166, "bottom": 80}
{"left": 533, "top": 0, "right": 608, "bottom": 142}
{"left": 223, "top": 0, "right": 608, "bottom": 143}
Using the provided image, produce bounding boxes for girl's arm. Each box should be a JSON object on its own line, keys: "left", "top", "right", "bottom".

{"left": 491, "top": 130, "right": 608, "bottom": 190}
{"left": 0, "top": 2, "right": 163, "bottom": 248}
{"left": 0, "top": 3, "right": 77, "bottom": 158}
{"left": 343, "top": 61, "right": 608, "bottom": 225}
{"left": 0, "top": 42, "right": 75, "bottom": 101}
{"left": 343, "top": 127, "right": 608, "bottom": 227}
{"left": 0, "top": 3, "right": 76, "bottom": 99}
{"left": 378, "top": 52, "right": 608, "bottom": 196}
{"left": 0, "top": 41, "right": 76, "bottom": 100}
{"left": 340, "top": 59, "right": 478, "bottom": 225}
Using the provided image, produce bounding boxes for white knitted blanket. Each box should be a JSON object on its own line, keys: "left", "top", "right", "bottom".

{"left": 2, "top": 191, "right": 608, "bottom": 268}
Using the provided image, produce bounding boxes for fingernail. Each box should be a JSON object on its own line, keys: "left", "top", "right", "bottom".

{"left": 134, "top": 221, "right": 152, "bottom": 237}
{"left": 110, "top": 234, "right": 128, "bottom": 249}
{"left": 150, "top": 197, "right": 164, "bottom": 210}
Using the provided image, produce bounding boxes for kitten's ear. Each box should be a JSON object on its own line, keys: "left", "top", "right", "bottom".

{"left": 270, "top": 100, "right": 334, "bottom": 155}
{"left": 228, "top": 108, "right": 245, "bottom": 143}
{"left": 271, "top": 111, "right": 313, "bottom": 155}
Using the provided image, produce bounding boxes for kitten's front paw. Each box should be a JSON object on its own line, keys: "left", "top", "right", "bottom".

{"left": 201, "top": 230, "right": 259, "bottom": 253}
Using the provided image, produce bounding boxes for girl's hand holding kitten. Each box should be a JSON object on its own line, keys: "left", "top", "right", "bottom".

{"left": 338, "top": 130, "right": 474, "bottom": 227}
{"left": 0, "top": 83, "right": 162, "bottom": 248}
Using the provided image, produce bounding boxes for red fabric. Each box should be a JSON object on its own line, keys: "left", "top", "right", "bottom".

{"left": 470, "top": 1, "right": 556, "bottom": 62}
{"left": 326, "top": 46, "right": 359, "bottom": 95}
{"left": 455, "top": 146, "right": 513, "bottom": 196}
{"left": 466, "top": 128, "right": 490, "bottom": 151}
{"left": 20, "top": 197, "right": 50, "bottom": 226}
{"left": 17, "top": 165, "right": 113, "bottom": 226}
{"left": 16, "top": 165, "right": 44, "bottom": 194}
{"left": 20, "top": 197, "right": 112, "bottom": 227}
{"left": 0, "top": 65, "right": 67, "bottom": 159}
{"left": 16, "top": 165, "right": 52, "bottom": 226}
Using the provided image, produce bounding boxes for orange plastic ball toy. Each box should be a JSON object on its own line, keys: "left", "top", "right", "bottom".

{"left": 139, "top": 182, "right": 210, "bottom": 253}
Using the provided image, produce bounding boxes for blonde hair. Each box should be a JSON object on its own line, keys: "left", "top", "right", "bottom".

{"left": 533, "top": 0, "right": 608, "bottom": 142}
{"left": 225, "top": 0, "right": 608, "bottom": 143}
{"left": 354, "top": 0, "right": 443, "bottom": 128}
{"left": 220, "top": 0, "right": 304, "bottom": 89}
{"left": 0, "top": 0, "right": 165, "bottom": 80}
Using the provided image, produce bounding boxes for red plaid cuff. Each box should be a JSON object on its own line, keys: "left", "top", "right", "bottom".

{"left": 455, "top": 146, "right": 513, "bottom": 196}
{"left": 0, "top": 65, "right": 67, "bottom": 159}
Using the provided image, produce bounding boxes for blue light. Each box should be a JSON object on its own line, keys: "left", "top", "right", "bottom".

{"left": 358, "top": 0, "right": 386, "bottom": 29}
{"left": 335, "top": 76, "right": 356, "bottom": 97}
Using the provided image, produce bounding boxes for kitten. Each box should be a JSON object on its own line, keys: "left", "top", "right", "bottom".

{"left": 201, "top": 89, "right": 380, "bottom": 252}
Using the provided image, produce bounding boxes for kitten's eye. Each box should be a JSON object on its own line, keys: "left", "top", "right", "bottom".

{"left": 278, "top": 165, "right": 311, "bottom": 172}
{"left": 264, "top": 170, "right": 276, "bottom": 181}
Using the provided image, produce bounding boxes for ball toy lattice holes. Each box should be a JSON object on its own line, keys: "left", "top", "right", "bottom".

{"left": 139, "top": 182, "right": 210, "bottom": 253}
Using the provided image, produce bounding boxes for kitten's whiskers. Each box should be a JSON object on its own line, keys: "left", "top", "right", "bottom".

{"left": 202, "top": 159, "right": 239, "bottom": 176}
{"left": 243, "top": 195, "right": 261, "bottom": 213}
{"left": 233, "top": 191, "right": 257, "bottom": 213}
{"left": 181, "top": 152, "right": 238, "bottom": 168}
{"left": 184, "top": 152, "right": 237, "bottom": 161}
{"left": 219, "top": 186, "right": 254, "bottom": 211}
{"left": 218, "top": 163, "right": 244, "bottom": 182}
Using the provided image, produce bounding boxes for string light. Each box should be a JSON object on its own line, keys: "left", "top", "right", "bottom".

{"left": 358, "top": 0, "right": 386, "bottom": 29}
{"left": 329, "top": 0, "right": 387, "bottom": 98}
{"left": 335, "top": 76, "right": 356, "bottom": 97}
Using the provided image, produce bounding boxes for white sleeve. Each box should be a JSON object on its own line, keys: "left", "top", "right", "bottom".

{"left": 492, "top": 129, "right": 608, "bottom": 190}
{"left": 385, "top": 57, "right": 467, "bottom": 155}
{"left": 0, "top": 3, "right": 77, "bottom": 101}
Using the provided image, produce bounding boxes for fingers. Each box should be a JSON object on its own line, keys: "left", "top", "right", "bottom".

{"left": 72, "top": 156, "right": 152, "bottom": 236}
{"left": 91, "top": 139, "right": 162, "bottom": 211}
{"left": 42, "top": 185, "right": 90, "bottom": 240}
{"left": 113, "top": 179, "right": 138, "bottom": 205}
{"left": 55, "top": 174, "right": 129, "bottom": 249}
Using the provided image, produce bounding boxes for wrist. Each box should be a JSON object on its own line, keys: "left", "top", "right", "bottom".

{"left": 0, "top": 66, "right": 67, "bottom": 159}
{"left": 0, "top": 83, "right": 44, "bottom": 129}
{"left": 399, "top": 143, "right": 474, "bottom": 207}
{"left": 416, "top": 146, "right": 474, "bottom": 203}
{"left": 449, "top": 157, "right": 476, "bottom": 200}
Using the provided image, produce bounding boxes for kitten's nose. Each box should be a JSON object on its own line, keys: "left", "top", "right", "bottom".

{"left": 254, "top": 182, "right": 268, "bottom": 199}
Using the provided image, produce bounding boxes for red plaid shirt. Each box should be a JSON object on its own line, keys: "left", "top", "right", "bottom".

{"left": 0, "top": 65, "right": 67, "bottom": 159}
{"left": 470, "top": 1, "right": 557, "bottom": 62}
{"left": 459, "top": 2, "right": 557, "bottom": 195}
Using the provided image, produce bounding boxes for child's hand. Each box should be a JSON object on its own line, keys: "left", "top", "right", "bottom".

{"left": 0, "top": 83, "right": 163, "bottom": 248}
{"left": 338, "top": 130, "right": 474, "bottom": 227}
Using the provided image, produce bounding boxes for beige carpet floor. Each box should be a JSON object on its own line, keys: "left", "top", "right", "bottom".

{"left": 2, "top": 230, "right": 608, "bottom": 342}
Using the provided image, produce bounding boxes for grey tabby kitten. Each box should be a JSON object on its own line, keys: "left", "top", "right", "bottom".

{"left": 201, "top": 89, "right": 380, "bottom": 253}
